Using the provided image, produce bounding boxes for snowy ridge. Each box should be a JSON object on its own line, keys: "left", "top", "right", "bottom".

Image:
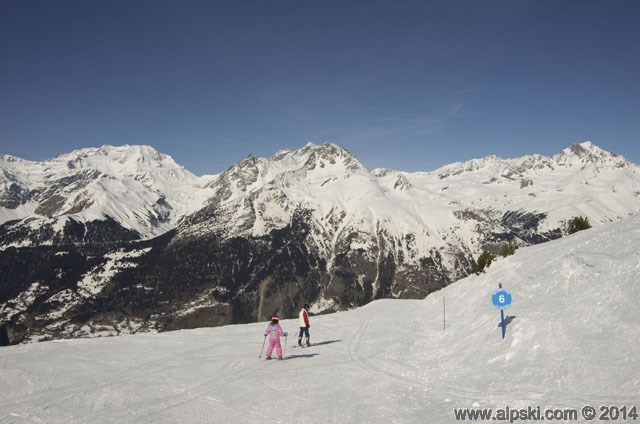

{"left": 0, "top": 145, "right": 216, "bottom": 241}
{"left": 3, "top": 141, "right": 640, "bottom": 251}
{"left": 187, "top": 141, "right": 640, "bottom": 270}
{"left": 1, "top": 214, "right": 638, "bottom": 423}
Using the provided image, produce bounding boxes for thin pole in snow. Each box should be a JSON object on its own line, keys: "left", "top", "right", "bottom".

{"left": 443, "top": 296, "right": 446, "bottom": 331}
{"left": 498, "top": 283, "right": 505, "bottom": 339}
{"left": 259, "top": 335, "right": 266, "bottom": 358}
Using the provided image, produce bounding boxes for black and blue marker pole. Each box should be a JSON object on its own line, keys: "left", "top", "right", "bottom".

{"left": 491, "top": 283, "right": 512, "bottom": 339}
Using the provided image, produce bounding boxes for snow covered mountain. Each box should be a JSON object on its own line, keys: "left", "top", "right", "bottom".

{"left": 0, "top": 144, "right": 215, "bottom": 245}
{"left": 1, "top": 141, "right": 640, "bottom": 345}
{"left": 1, "top": 213, "right": 638, "bottom": 423}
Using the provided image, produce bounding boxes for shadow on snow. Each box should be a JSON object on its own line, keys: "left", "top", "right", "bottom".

{"left": 286, "top": 353, "right": 319, "bottom": 360}
{"left": 312, "top": 339, "right": 342, "bottom": 346}
{"left": 498, "top": 315, "right": 517, "bottom": 330}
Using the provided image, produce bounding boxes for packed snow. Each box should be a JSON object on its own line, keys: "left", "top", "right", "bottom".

{"left": 1, "top": 213, "right": 639, "bottom": 423}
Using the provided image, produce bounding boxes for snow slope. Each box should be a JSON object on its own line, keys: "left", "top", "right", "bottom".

{"left": 1, "top": 213, "right": 639, "bottom": 423}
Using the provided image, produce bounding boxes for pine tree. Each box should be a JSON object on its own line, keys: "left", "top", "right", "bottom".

{"left": 567, "top": 216, "right": 591, "bottom": 234}
{"left": 476, "top": 250, "right": 495, "bottom": 274}
{"left": 500, "top": 241, "right": 517, "bottom": 257}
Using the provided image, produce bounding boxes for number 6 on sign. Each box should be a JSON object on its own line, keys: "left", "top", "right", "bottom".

{"left": 492, "top": 289, "right": 512, "bottom": 310}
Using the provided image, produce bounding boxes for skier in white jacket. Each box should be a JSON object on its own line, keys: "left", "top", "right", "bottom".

{"left": 298, "top": 304, "right": 311, "bottom": 347}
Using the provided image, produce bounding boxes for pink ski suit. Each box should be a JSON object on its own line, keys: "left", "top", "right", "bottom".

{"left": 264, "top": 323, "right": 287, "bottom": 359}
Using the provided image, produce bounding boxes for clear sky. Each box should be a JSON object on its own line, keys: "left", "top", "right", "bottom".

{"left": 1, "top": 0, "right": 639, "bottom": 175}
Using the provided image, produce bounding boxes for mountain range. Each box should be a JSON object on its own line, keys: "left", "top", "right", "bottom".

{"left": 1, "top": 141, "right": 640, "bottom": 345}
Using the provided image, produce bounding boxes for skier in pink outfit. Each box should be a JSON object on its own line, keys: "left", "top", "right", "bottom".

{"left": 264, "top": 315, "right": 288, "bottom": 360}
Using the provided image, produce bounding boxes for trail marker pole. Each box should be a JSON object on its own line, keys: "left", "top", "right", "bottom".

{"left": 491, "top": 283, "right": 512, "bottom": 339}
{"left": 443, "top": 296, "right": 446, "bottom": 331}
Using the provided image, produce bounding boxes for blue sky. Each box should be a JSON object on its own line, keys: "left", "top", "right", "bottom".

{"left": 1, "top": 0, "right": 639, "bottom": 175}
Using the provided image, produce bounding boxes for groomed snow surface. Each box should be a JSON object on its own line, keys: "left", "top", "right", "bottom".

{"left": 2, "top": 214, "right": 640, "bottom": 423}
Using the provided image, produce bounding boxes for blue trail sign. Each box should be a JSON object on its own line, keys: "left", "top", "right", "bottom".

{"left": 492, "top": 283, "right": 512, "bottom": 339}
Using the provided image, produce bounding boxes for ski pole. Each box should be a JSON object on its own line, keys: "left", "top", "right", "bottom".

{"left": 283, "top": 335, "right": 288, "bottom": 359}
{"left": 259, "top": 335, "right": 266, "bottom": 358}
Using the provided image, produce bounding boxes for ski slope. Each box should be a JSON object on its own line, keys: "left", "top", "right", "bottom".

{"left": 1, "top": 214, "right": 639, "bottom": 423}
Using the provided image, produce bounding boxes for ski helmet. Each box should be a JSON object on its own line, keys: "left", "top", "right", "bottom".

{"left": 303, "top": 304, "right": 310, "bottom": 310}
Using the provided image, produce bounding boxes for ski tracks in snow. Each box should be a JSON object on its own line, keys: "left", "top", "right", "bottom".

{"left": 1, "top": 339, "right": 266, "bottom": 423}
{"left": 347, "top": 304, "right": 429, "bottom": 389}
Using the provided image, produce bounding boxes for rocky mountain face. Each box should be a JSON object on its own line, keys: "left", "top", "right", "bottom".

{"left": 2, "top": 141, "right": 640, "bottom": 345}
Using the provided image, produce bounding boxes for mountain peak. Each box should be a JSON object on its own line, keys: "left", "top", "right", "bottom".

{"left": 554, "top": 141, "right": 627, "bottom": 168}
{"left": 293, "top": 142, "right": 364, "bottom": 173}
{"left": 567, "top": 141, "right": 604, "bottom": 157}
{"left": 46, "top": 144, "right": 194, "bottom": 179}
{"left": 297, "top": 141, "right": 351, "bottom": 155}
{"left": 0, "top": 144, "right": 207, "bottom": 239}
